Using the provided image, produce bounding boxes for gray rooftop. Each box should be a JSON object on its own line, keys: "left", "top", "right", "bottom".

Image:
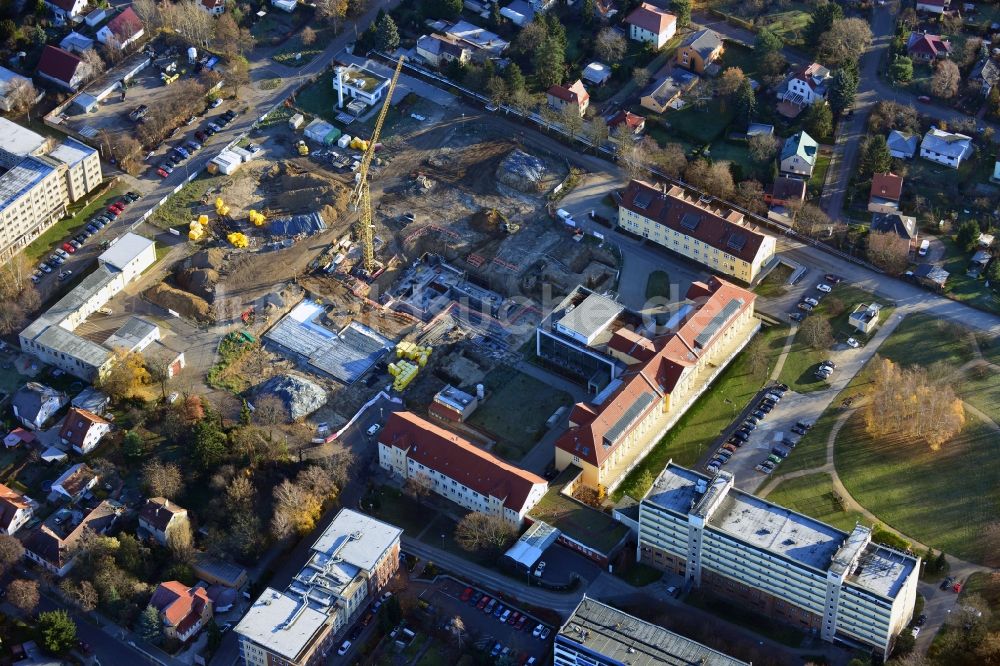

{"left": 37, "top": 326, "right": 111, "bottom": 369}
{"left": 21, "top": 265, "right": 118, "bottom": 341}
{"left": 558, "top": 597, "right": 749, "bottom": 666}
{"left": 0, "top": 118, "right": 46, "bottom": 159}
{"left": 849, "top": 544, "right": 917, "bottom": 599}
{"left": 0, "top": 157, "right": 54, "bottom": 212}
{"left": 104, "top": 316, "right": 158, "bottom": 351}
{"left": 98, "top": 232, "right": 154, "bottom": 270}
{"left": 235, "top": 588, "right": 329, "bottom": 661}
{"left": 555, "top": 292, "right": 624, "bottom": 341}
{"left": 310, "top": 508, "right": 402, "bottom": 571}
{"left": 643, "top": 462, "right": 704, "bottom": 515}
{"left": 49, "top": 138, "right": 96, "bottom": 166}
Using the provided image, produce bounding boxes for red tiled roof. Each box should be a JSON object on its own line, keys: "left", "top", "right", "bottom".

{"left": 0, "top": 483, "right": 28, "bottom": 533}
{"left": 36, "top": 46, "right": 83, "bottom": 85}
{"left": 625, "top": 2, "right": 677, "bottom": 34}
{"left": 107, "top": 6, "right": 144, "bottom": 40}
{"left": 790, "top": 63, "right": 827, "bottom": 90}
{"left": 379, "top": 412, "right": 545, "bottom": 513}
{"left": 907, "top": 32, "right": 951, "bottom": 57}
{"left": 201, "top": 0, "right": 225, "bottom": 8}
{"left": 870, "top": 173, "right": 903, "bottom": 202}
{"left": 556, "top": 278, "right": 755, "bottom": 467}
{"left": 619, "top": 180, "right": 768, "bottom": 263}
{"left": 150, "top": 581, "right": 210, "bottom": 632}
{"left": 608, "top": 327, "right": 657, "bottom": 362}
{"left": 547, "top": 80, "right": 589, "bottom": 106}
{"left": 608, "top": 110, "right": 645, "bottom": 131}
{"left": 59, "top": 408, "right": 110, "bottom": 450}
{"left": 54, "top": 463, "right": 96, "bottom": 498}
{"left": 139, "top": 497, "right": 187, "bottom": 533}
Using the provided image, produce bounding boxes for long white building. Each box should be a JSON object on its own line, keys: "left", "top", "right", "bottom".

{"left": 637, "top": 464, "right": 919, "bottom": 657}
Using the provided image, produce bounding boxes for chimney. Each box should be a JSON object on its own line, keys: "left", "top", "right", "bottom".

{"left": 335, "top": 66, "right": 345, "bottom": 109}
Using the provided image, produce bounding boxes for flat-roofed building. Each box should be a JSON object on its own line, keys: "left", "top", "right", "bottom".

{"left": 637, "top": 463, "right": 919, "bottom": 656}
{"left": 236, "top": 509, "right": 401, "bottom": 666}
{"left": 429, "top": 384, "right": 479, "bottom": 423}
{"left": 543, "top": 278, "right": 759, "bottom": 491}
{"left": 48, "top": 138, "right": 101, "bottom": 202}
{"left": 618, "top": 180, "right": 775, "bottom": 283}
{"left": 555, "top": 596, "right": 748, "bottom": 666}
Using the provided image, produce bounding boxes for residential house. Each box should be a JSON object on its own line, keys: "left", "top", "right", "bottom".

{"left": 44, "top": 0, "right": 87, "bottom": 22}
{"left": 969, "top": 249, "right": 991, "bottom": 277}
{"left": 199, "top": 0, "right": 226, "bottom": 13}
{"left": 415, "top": 34, "right": 471, "bottom": 68}
{"left": 12, "top": 383, "right": 67, "bottom": 430}
{"left": 582, "top": 62, "right": 612, "bottom": 86}
{"left": 547, "top": 80, "right": 590, "bottom": 117}
{"left": 868, "top": 173, "right": 904, "bottom": 214}
{"left": 149, "top": 582, "right": 213, "bottom": 642}
{"left": 675, "top": 29, "right": 724, "bottom": 74}
{"left": 441, "top": 20, "right": 509, "bottom": 59}
{"left": 916, "top": 0, "right": 949, "bottom": 13}
{"left": 499, "top": 0, "right": 534, "bottom": 26}
{"left": 871, "top": 212, "right": 918, "bottom": 251}
{"left": 333, "top": 63, "right": 391, "bottom": 108}
{"left": 96, "top": 7, "right": 145, "bottom": 50}
{"left": 919, "top": 128, "right": 973, "bottom": 168}
{"left": 639, "top": 70, "right": 698, "bottom": 113}
{"left": 378, "top": 411, "right": 548, "bottom": 526}
{"left": 72, "top": 387, "right": 110, "bottom": 415}
{"left": 887, "top": 130, "right": 919, "bottom": 159}
{"left": 617, "top": 179, "right": 776, "bottom": 282}
{"left": 776, "top": 63, "right": 830, "bottom": 118}
{"left": 624, "top": 3, "right": 677, "bottom": 50}
{"left": 779, "top": 131, "right": 819, "bottom": 177}
{"left": 906, "top": 32, "right": 952, "bottom": 62}
{"left": 764, "top": 176, "right": 807, "bottom": 206}
{"left": 0, "top": 67, "right": 34, "bottom": 112}
{"left": 972, "top": 58, "right": 1000, "bottom": 96}
{"left": 58, "top": 31, "right": 94, "bottom": 54}
{"left": 59, "top": 408, "right": 112, "bottom": 455}
{"left": 35, "top": 45, "right": 90, "bottom": 91}
{"left": 0, "top": 483, "right": 32, "bottom": 535}
{"left": 271, "top": 0, "right": 297, "bottom": 11}
{"left": 51, "top": 463, "right": 98, "bottom": 503}
{"left": 3, "top": 428, "right": 35, "bottom": 449}
{"left": 24, "top": 500, "right": 122, "bottom": 576}
{"left": 849, "top": 303, "right": 882, "bottom": 334}
{"left": 138, "top": 497, "right": 189, "bottom": 546}
{"left": 913, "top": 263, "right": 949, "bottom": 289}
{"left": 608, "top": 110, "right": 646, "bottom": 136}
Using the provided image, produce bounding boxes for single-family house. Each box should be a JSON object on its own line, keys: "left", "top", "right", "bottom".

{"left": 764, "top": 176, "right": 807, "bottom": 206}
{"left": 415, "top": 34, "right": 472, "bottom": 68}
{"left": 776, "top": 63, "right": 830, "bottom": 117}
{"left": 0, "top": 67, "right": 34, "bottom": 112}
{"left": 849, "top": 303, "right": 881, "bottom": 334}
{"left": 0, "top": 483, "right": 32, "bottom": 535}
{"left": 624, "top": 3, "right": 677, "bottom": 50}
{"left": 200, "top": 0, "right": 226, "bottom": 13}
{"left": 59, "top": 31, "right": 94, "bottom": 54}
{"left": 149, "top": 582, "right": 213, "bottom": 642}
{"left": 12, "top": 383, "right": 67, "bottom": 430}
{"left": 333, "top": 63, "right": 391, "bottom": 108}
{"left": 920, "top": 128, "right": 973, "bottom": 168}
{"left": 3, "top": 428, "right": 35, "bottom": 449}
{"left": 44, "top": 0, "right": 87, "bottom": 22}
{"left": 35, "top": 45, "right": 90, "bottom": 91}
{"left": 868, "top": 173, "right": 904, "bottom": 214}
{"left": 912, "top": 263, "right": 949, "bottom": 289}
{"left": 916, "top": 0, "right": 949, "bottom": 13}
{"left": 871, "top": 212, "right": 917, "bottom": 250}
{"left": 675, "top": 29, "right": 724, "bottom": 74}
{"left": 51, "top": 463, "right": 98, "bottom": 503}
{"left": 639, "top": 69, "right": 698, "bottom": 113}
{"left": 499, "top": 0, "right": 535, "bottom": 26}
{"left": 139, "top": 497, "right": 190, "bottom": 546}
{"left": 547, "top": 79, "right": 590, "bottom": 117}
{"left": 969, "top": 249, "right": 991, "bottom": 277}
{"left": 24, "top": 500, "right": 122, "bottom": 576}
{"left": 442, "top": 21, "right": 509, "bottom": 59}
{"left": 97, "top": 7, "right": 145, "bottom": 50}
{"left": 779, "top": 131, "right": 819, "bottom": 177}
{"left": 271, "top": 0, "right": 297, "bottom": 11}
{"left": 887, "top": 130, "right": 919, "bottom": 159}
{"left": 906, "top": 32, "right": 952, "bottom": 62}
{"left": 608, "top": 110, "right": 646, "bottom": 136}
{"left": 59, "top": 408, "right": 112, "bottom": 455}
{"left": 72, "top": 387, "right": 110, "bottom": 415}
{"left": 582, "top": 62, "right": 612, "bottom": 86}
{"left": 971, "top": 58, "right": 1000, "bottom": 96}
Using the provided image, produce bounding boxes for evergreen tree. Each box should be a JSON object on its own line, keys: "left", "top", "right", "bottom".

{"left": 828, "top": 67, "right": 858, "bottom": 116}
{"left": 956, "top": 220, "right": 981, "bottom": 252}
{"left": 582, "top": 0, "right": 597, "bottom": 25}
{"left": 804, "top": 103, "right": 833, "bottom": 140}
{"left": 372, "top": 13, "right": 400, "bottom": 53}
{"left": 734, "top": 77, "right": 756, "bottom": 124}
{"left": 889, "top": 55, "right": 913, "bottom": 82}
{"left": 505, "top": 62, "right": 525, "bottom": 94}
{"left": 136, "top": 605, "right": 162, "bottom": 644}
{"left": 807, "top": 2, "right": 843, "bottom": 47}
{"left": 858, "top": 135, "right": 892, "bottom": 179}
{"left": 192, "top": 418, "right": 228, "bottom": 470}
{"left": 534, "top": 19, "right": 566, "bottom": 88}
{"left": 122, "top": 430, "right": 146, "bottom": 460}
{"left": 754, "top": 27, "right": 783, "bottom": 56}
{"left": 489, "top": 0, "right": 502, "bottom": 29}
{"left": 672, "top": 0, "right": 691, "bottom": 28}
{"left": 37, "top": 611, "right": 76, "bottom": 654}
{"left": 934, "top": 551, "right": 948, "bottom": 574}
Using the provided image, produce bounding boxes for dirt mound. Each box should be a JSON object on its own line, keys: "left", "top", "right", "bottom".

{"left": 177, "top": 267, "right": 219, "bottom": 302}
{"left": 469, "top": 208, "right": 508, "bottom": 236}
{"left": 183, "top": 248, "right": 227, "bottom": 271}
{"left": 496, "top": 149, "right": 550, "bottom": 193}
{"left": 146, "top": 283, "right": 212, "bottom": 321}
{"left": 253, "top": 373, "right": 327, "bottom": 422}
{"left": 258, "top": 161, "right": 351, "bottom": 225}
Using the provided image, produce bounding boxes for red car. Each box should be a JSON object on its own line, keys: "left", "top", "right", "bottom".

{"left": 157, "top": 168, "right": 169, "bottom": 178}
{"left": 476, "top": 595, "right": 490, "bottom": 610}
{"left": 515, "top": 615, "right": 528, "bottom": 631}
{"left": 460, "top": 587, "right": 473, "bottom": 602}
{"left": 508, "top": 611, "right": 520, "bottom": 625}
{"left": 61, "top": 242, "right": 76, "bottom": 253}
{"left": 113, "top": 200, "right": 127, "bottom": 210}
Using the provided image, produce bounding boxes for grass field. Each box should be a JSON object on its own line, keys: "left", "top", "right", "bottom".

{"left": 272, "top": 30, "right": 329, "bottom": 67}
{"left": 531, "top": 468, "right": 629, "bottom": 553}
{"left": 645, "top": 270, "right": 671, "bottom": 299}
{"left": 959, "top": 573, "right": 1000, "bottom": 631}
{"left": 754, "top": 264, "right": 793, "bottom": 298}
{"left": 467, "top": 365, "right": 572, "bottom": 461}
{"left": 764, "top": 473, "right": 865, "bottom": 532}
{"left": 150, "top": 174, "right": 226, "bottom": 229}
{"left": 24, "top": 184, "right": 126, "bottom": 263}
{"left": 362, "top": 485, "right": 429, "bottom": 537}
{"left": 669, "top": 96, "right": 735, "bottom": 145}
{"left": 777, "top": 285, "right": 893, "bottom": 393}
{"left": 614, "top": 325, "right": 787, "bottom": 500}
{"left": 808, "top": 150, "right": 832, "bottom": 197}
{"left": 877, "top": 312, "right": 977, "bottom": 369}
{"left": 295, "top": 75, "right": 339, "bottom": 123}
{"left": 940, "top": 237, "right": 1000, "bottom": 315}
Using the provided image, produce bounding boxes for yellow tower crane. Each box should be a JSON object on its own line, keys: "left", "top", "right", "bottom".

{"left": 353, "top": 56, "right": 405, "bottom": 276}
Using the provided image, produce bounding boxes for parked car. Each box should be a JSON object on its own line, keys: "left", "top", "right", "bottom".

{"left": 846, "top": 337, "right": 861, "bottom": 348}
{"left": 745, "top": 415, "right": 759, "bottom": 426}
{"left": 207, "top": 122, "right": 222, "bottom": 133}
{"left": 767, "top": 454, "right": 782, "bottom": 465}
{"left": 706, "top": 462, "right": 721, "bottom": 474}
{"left": 157, "top": 167, "right": 170, "bottom": 178}
{"left": 824, "top": 273, "right": 843, "bottom": 284}
{"left": 803, "top": 296, "right": 820, "bottom": 307}
{"left": 124, "top": 191, "right": 140, "bottom": 202}
{"left": 797, "top": 302, "right": 815, "bottom": 312}
{"left": 752, "top": 409, "right": 766, "bottom": 420}
{"left": 755, "top": 463, "right": 774, "bottom": 474}
{"left": 477, "top": 595, "right": 490, "bottom": 610}
{"left": 821, "top": 360, "right": 837, "bottom": 370}
{"left": 500, "top": 610, "right": 512, "bottom": 623}
{"left": 247, "top": 143, "right": 261, "bottom": 154}
{"left": 795, "top": 420, "right": 812, "bottom": 430}
{"left": 789, "top": 312, "right": 804, "bottom": 322}
{"left": 515, "top": 615, "right": 528, "bottom": 630}
{"left": 30, "top": 273, "right": 40, "bottom": 283}
{"left": 38, "top": 263, "right": 52, "bottom": 274}
{"left": 460, "top": 587, "right": 473, "bottom": 602}
{"left": 539, "top": 627, "right": 550, "bottom": 640}
{"left": 55, "top": 249, "right": 69, "bottom": 259}
{"left": 494, "top": 604, "right": 506, "bottom": 618}
{"left": 816, "top": 283, "right": 832, "bottom": 293}
{"left": 533, "top": 624, "right": 544, "bottom": 638}
{"left": 509, "top": 611, "right": 520, "bottom": 625}
{"left": 61, "top": 242, "right": 76, "bottom": 253}
{"left": 85, "top": 224, "right": 99, "bottom": 235}
{"left": 69, "top": 239, "right": 81, "bottom": 249}
{"left": 160, "top": 163, "right": 175, "bottom": 173}
{"left": 58, "top": 270, "right": 72, "bottom": 281}
{"left": 185, "top": 140, "right": 201, "bottom": 152}
{"left": 195, "top": 130, "right": 209, "bottom": 143}
{"left": 491, "top": 642, "right": 503, "bottom": 657}
{"left": 337, "top": 640, "right": 351, "bottom": 656}
{"left": 791, "top": 425, "right": 807, "bottom": 436}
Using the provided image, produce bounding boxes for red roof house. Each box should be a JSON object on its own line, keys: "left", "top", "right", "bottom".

{"left": 36, "top": 45, "right": 89, "bottom": 91}
{"left": 149, "top": 582, "right": 213, "bottom": 642}
{"left": 868, "top": 173, "right": 904, "bottom": 213}
{"left": 97, "top": 7, "right": 145, "bottom": 49}
{"left": 608, "top": 110, "right": 646, "bottom": 136}
{"left": 624, "top": 3, "right": 677, "bottom": 49}
{"left": 546, "top": 80, "right": 590, "bottom": 117}
{"left": 907, "top": 32, "right": 952, "bottom": 61}
{"left": 59, "top": 408, "right": 111, "bottom": 455}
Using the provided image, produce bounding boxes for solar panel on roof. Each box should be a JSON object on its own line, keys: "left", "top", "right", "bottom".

{"left": 680, "top": 213, "right": 700, "bottom": 230}
{"left": 604, "top": 392, "right": 656, "bottom": 446}
{"left": 694, "top": 298, "right": 744, "bottom": 349}
{"left": 634, "top": 191, "right": 653, "bottom": 209}
{"left": 727, "top": 233, "right": 747, "bottom": 251}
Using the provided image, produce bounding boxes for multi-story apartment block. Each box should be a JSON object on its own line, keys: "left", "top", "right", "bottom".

{"left": 555, "top": 596, "right": 748, "bottom": 666}
{"left": 236, "top": 509, "right": 401, "bottom": 666}
{"left": 378, "top": 411, "right": 547, "bottom": 526}
{"left": 637, "top": 464, "right": 920, "bottom": 656}
{"left": 543, "top": 277, "right": 758, "bottom": 491}
{"left": 618, "top": 180, "right": 776, "bottom": 283}
{"left": 48, "top": 138, "right": 101, "bottom": 202}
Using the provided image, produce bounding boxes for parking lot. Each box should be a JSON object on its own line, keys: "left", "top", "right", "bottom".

{"left": 425, "top": 577, "right": 552, "bottom": 664}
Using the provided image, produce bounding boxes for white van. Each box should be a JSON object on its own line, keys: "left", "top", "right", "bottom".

{"left": 918, "top": 239, "right": 930, "bottom": 256}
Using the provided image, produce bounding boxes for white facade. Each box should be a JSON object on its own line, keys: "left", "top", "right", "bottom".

{"left": 49, "top": 139, "right": 102, "bottom": 203}
{"left": 629, "top": 21, "right": 676, "bottom": 49}
{"left": 919, "top": 129, "right": 973, "bottom": 169}
{"left": 45, "top": 0, "right": 87, "bottom": 20}
{"left": 333, "top": 65, "right": 390, "bottom": 108}
{"left": 0, "top": 157, "right": 69, "bottom": 263}
{"left": 0, "top": 484, "right": 32, "bottom": 536}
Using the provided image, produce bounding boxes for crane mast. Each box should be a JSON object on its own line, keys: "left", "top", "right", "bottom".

{"left": 353, "top": 55, "right": 405, "bottom": 276}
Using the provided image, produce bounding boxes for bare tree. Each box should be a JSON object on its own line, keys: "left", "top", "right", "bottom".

{"left": 301, "top": 26, "right": 317, "bottom": 46}
{"left": 80, "top": 49, "right": 106, "bottom": 79}
{"left": 271, "top": 478, "right": 322, "bottom": 538}
{"left": 254, "top": 394, "right": 286, "bottom": 430}
{"left": 594, "top": 28, "right": 626, "bottom": 62}
{"left": 7, "top": 579, "right": 38, "bottom": 614}
{"left": 587, "top": 115, "right": 609, "bottom": 148}
{"left": 748, "top": 133, "right": 779, "bottom": 163}
{"left": 0, "top": 302, "right": 25, "bottom": 335}
{"left": 560, "top": 104, "right": 584, "bottom": 139}
{"left": 174, "top": 0, "right": 216, "bottom": 46}
{"left": 213, "top": 13, "right": 240, "bottom": 57}
{"left": 225, "top": 475, "right": 256, "bottom": 512}
{"left": 655, "top": 143, "right": 687, "bottom": 177}
{"left": 224, "top": 56, "right": 250, "bottom": 99}
{"left": 746, "top": 337, "right": 770, "bottom": 378}
{"left": 632, "top": 66, "right": 651, "bottom": 89}
{"left": 931, "top": 59, "right": 961, "bottom": 99}
{"left": 103, "top": 134, "right": 144, "bottom": 176}
{"left": 0, "top": 534, "right": 24, "bottom": 573}
{"left": 795, "top": 203, "right": 832, "bottom": 237}
{"left": 60, "top": 579, "right": 98, "bottom": 612}
{"left": 403, "top": 472, "right": 433, "bottom": 507}
{"left": 717, "top": 67, "right": 745, "bottom": 96}
{"left": 684, "top": 159, "right": 734, "bottom": 199}
{"left": 296, "top": 465, "right": 338, "bottom": 501}
{"left": 451, "top": 615, "right": 466, "bottom": 649}
{"left": 132, "top": 0, "right": 161, "bottom": 27}
{"left": 315, "top": 0, "right": 349, "bottom": 31}
{"left": 454, "top": 512, "right": 517, "bottom": 553}
{"left": 5, "top": 77, "right": 36, "bottom": 114}
{"left": 799, "top": 316, "right": 833, "bottom": 350}
{"left": 142, "top": 460, "right": 183, "bottom": 499}
{"left": 166, "top": 519, "right": 194, "bottom": 561}
{"left": 866, "top": 231, "right": 910, "bottom": 274}
{"left": 818, "top": 18, "right": 872, "bottom": 67}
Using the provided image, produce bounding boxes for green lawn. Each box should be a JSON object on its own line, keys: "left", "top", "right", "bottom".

{"left": 718, "top": 42, "right": 758, "bottom": 78}
{"left": 272, "top": 30, "right": 329, "bottom": 67}
{"left": 467, "top": 365, "right": 572, "bottom": 461}
{"left": 761, "top": 9, "right": 812, "bottom": 47}
{"left": 939, "top": 237, "right": 1000, "bottom": 315}
{"left": 294, "top": 74, "right": 339, "bottom": 123}
{"left": 531, "top": 467, "right": 629, "bottom": 553}
{"left": 959, "top": 573, "right": 1000, "bottom": 631}
{"left": 668, "top": 96, "right": 735, "bottom": 145}
{"left": 616, "top": 562, "right": 663, "bottom": 587}
{"left": 877, "top": 312, "right": 977, "bottom": 369}
{"left": 764, "top": 473, "right": 865, "bottom": 533}
{"left": 707, "top": 139, "right": 762, "bottom": 181}
{"left": 614, "top": 325, "right": 787, "bottom": 500}
{"left": 24, "top": 184, "right": 126, "bottom": 263}
{"left": 150, "top": 174, "right": 226, "bottom": 229}
{"left": 645, "top": 270, "right": 671, "bottom": 299}
{"left": 362, "top": 485, "right": 430, "bottom": 537}
{"left": 754, "top": 264, "right": 793, "bottom": 298}
{"left": 835, "top": 414, "right": 999, "bottom": 563}
{"left": 777, "top": 285, "right": 893, "bottom": 393}
{"left": 808, "top": 150, "right": 832, "bottom": 197}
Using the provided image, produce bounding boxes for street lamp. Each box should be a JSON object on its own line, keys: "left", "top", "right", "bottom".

{"left": 440, "top": 533, "right": 445, "bottom": 549}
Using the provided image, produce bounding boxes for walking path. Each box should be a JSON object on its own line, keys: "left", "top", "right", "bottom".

{"left": 768, "top": 325, "right": 799, "bottom": 381}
